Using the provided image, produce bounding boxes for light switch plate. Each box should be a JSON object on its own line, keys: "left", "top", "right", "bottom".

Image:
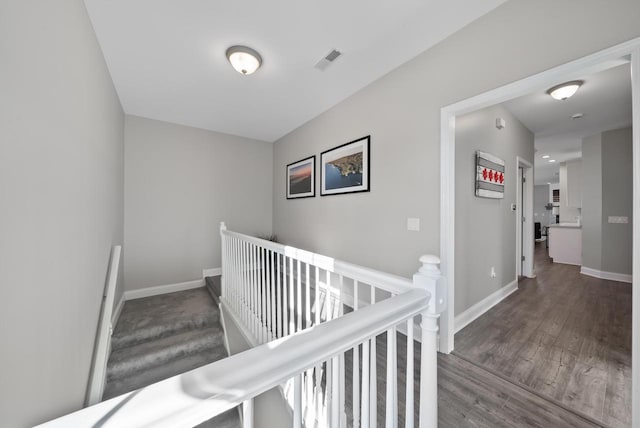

{"left": 407, "top": 218, "right": 420, "bottom": 231}
{"left": 608, "top": 216, "right": 629, "bottom": 224}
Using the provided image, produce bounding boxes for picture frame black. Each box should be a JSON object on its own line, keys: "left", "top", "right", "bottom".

{"left": 320, "top": 135, "right": 370, "bottom": 196}
{"left": 286, "top": 155, "right": 316, "bottom": 199}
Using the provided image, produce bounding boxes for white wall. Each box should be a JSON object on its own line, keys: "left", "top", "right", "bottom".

{"left": 454, "top": 105, "right": 534, "bottom": 314}
{"left": 124, "top": 116, "right": 273, "bottom": 291}
{"left": 0, "top": 1, "right": 124, "bottom": 426}
{"left": 272, "top": 0, "right": 640, "bottom": 280}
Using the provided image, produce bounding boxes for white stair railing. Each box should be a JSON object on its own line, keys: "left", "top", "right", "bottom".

{"left": 38, "top": 225, "right": 445, "bottom": 428}
{"left": 38, "top": 288, "right": 435, "bottom": 428}
{"left": 220, "top": 222, "right": 423, "bottom": 344}
{"left": 220, "top": 223, "right": 446, "bottom": 428}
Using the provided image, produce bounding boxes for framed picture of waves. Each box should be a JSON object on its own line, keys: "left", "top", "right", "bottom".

{"left": 320, "top": 136, "right": 370, "bottom": 196}
{"left": 286, "top": 156, "right": 315, "bottom": 199}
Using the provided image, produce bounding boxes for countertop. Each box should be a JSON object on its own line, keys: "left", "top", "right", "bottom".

{"left": 548, "top": 223, "right": 582, "bottom": 229}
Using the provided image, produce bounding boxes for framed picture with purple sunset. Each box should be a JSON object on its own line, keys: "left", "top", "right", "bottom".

{"left": 286, "top": 156, "right": 315, "bottom": 199}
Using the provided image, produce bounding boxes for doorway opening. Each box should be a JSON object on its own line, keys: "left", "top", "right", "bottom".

{"left": 439, "top": 39, "right": 640, "bottom": 427}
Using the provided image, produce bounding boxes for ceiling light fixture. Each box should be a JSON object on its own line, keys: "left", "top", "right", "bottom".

{"left": 547, "top": 80, "right": 583, "bottom": 100}
{"left": 549, "top": 159, "right": 556, "bottom": 163}
{"left": 542, "top": 155, "right": 550, "bottom": 159}
{"left": 226, "top": 45, "right": 262, "bottom": 75}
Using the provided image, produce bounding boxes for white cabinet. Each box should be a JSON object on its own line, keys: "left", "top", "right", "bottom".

{"left": 566, "top": 160, "right": 582, "bottom": 208}
{"left": 548, "top": 225, "right": 582, "bottom": 265}
{"left": 559, "top": 160, "right": 582, "bottom": 208}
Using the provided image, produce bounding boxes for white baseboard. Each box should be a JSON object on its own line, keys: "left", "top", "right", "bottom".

{"left": 124, "top": 279, "right": 204, "bottom": 301}
{"left": 454, "top": 279, "right": 518, "bottom": 333}
{"left": 580, "top": 266, "right": 632, "bottom": 284}
{"left": 203, "top": 267, "right": 222, "bottom": 278}
{"left": 111, "top": 295, "right": 125, "bottom": 326}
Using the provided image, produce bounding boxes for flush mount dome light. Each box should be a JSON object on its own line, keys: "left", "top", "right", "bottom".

{"left": 226, "top": 45, "right": 262, "bottom": 75}
{"left": 547, "top": 80, "right": 584, "bottom": 100}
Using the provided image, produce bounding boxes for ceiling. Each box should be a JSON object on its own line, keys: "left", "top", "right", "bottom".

{"left": 503, "top": 62, "right": 632, "bottom": 185}
{"left": 84, "top": 0, "right": 506, "bottom": 142}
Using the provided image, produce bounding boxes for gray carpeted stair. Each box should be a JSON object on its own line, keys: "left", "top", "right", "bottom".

{"left": 104, "top": 286, "right": 240, "bottom": 427}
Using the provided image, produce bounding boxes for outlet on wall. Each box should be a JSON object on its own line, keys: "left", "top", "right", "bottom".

{"left": 608, "top": 216, "right": 629, "bottom": 224}
{"left": 490, "top": 266, "right": 496, "bottom": 278}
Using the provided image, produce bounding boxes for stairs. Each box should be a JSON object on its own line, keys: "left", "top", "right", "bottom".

{"left": 104, "top": 286, "right": 240, "bottom": 427}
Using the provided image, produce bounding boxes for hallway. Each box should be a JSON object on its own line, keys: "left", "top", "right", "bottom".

{"left": 453, "top": 242, "right": 632, "bottom": 427}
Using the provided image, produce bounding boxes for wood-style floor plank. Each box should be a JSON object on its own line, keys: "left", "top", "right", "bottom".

{"left": 453, "top": 242, "right": 632, "bottom": 427}
{"left": 438, "top": 353, "right": 602, "bottom": 428}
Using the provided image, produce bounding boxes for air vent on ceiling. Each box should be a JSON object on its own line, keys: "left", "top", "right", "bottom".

{"left": 315, "top": 49, "right": 342, "bottom": 71}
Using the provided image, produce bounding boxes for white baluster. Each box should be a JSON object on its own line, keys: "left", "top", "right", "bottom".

{"left": 238, "top": 240, "right": 242, "bottom": 325}
{"left": 251, "top": 244, "right": 257, "bottom": 339}
{"left": 283, "top": 257, "right": 289, "bottom": 337}
{"left": 385, "top": 326, "right": 397, "bottom": 428}
{"left": 326, "top": 271, "right": 332, "bottom": 322}
{"left": 314, "top": 266, "right": 320, "bottom": 326}
{"left": 266, "top": 249, "right": 272, "bottom": 341}
{"left": 353, "top": 280, "right": 361, "bottom": 427}
{"left": 352, "top": 346, "right": 361, "bottom": 427}
{"left": 297, "top": 259, "right": 302, "bottom": 331}
{"left": 289, "top": 257, "right": 295, "bottom": 333}
{"left": 242, "top": 399, "right": 253, "bottom": 428}
{"left": 361, "top": 340, "right": 370, "bottom": 428}
{"left": 305, "top": 262, "right": 311, "bottom": 330}
{"left": 276, "top": 253, "right": 282, "bottom": 338}
{"left": 414, "top": 255, "right": 444, "bottom": 428}
{"left": 315, "top": 362, "right": 322, "bottom": 427}
{"left": 232, "top": 237, "right": 237, "bottom": 314}
{"left": 331, "top": 355, "right": 340, "bottom": 428}
{"left": 244, "top": 242, "right": 250, "bottom": 326}
{"left": 270, "top": 251, "right": 276, "bottom": 340}
{"left": 261, "top": 248, "right": 267, "bottom": 343}
{"left": 405, "top": 318, "right": 414, "bottom": 428}
{"left": 370, "top": 286, "right": 377, "bottom": 428}
{"left": 324, "top": 360, "right": 333, "bottom": 426}
{"left": 340, "top": 352, "right": 346, "bottom": 427}
{"left": 220, "top": 222, "right": 227, "bottom": 300}
{"left": 235, "top": 238, "right": 240, "bottom": 312}
{"left": 294, "top": 374, "right": 302, "bottom": 428}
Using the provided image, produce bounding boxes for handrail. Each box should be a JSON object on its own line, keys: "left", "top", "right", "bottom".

{"left": 86, "top": 245, "right": 122, "bottom": 406}
{"left": 37, "top": 289, "right": 431, "bottom": 428}
{"left": 222, "top": 228, "right": 414, "bottom": 296}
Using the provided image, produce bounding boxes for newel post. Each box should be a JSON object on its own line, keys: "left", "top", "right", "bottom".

{"left": 413, "top": 254, "right": 446, "bottom": 428}
{"left": 220, "top": 222, "right": 227, "bottom": 299}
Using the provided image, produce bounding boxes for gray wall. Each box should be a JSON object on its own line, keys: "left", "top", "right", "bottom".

{"left": 582, "top": 134, "right": 603, "bottom": 271}
{"left": 581, "top": 127, "right": 633, "bottom": 276}
{"left": 124, "top": 116, "right": 273, "bottom": 290}
{"left": 534, "top": 184, "right": 552, "bottom": 228}
{"left": 454, "top": 105, "right": 534, "bottom": 314}
{"left": 272, "top": 0, "right": 640, "bottom": 282}
{"left": 0, "top": 1, "right": 124, "bottom": 426}
{"left": 601, "top": 127, "right": 633, "bottom": 275}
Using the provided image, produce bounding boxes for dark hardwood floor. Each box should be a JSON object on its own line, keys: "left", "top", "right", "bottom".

{"left": 453, "top": 242, "right": 632, "bottom": 427}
